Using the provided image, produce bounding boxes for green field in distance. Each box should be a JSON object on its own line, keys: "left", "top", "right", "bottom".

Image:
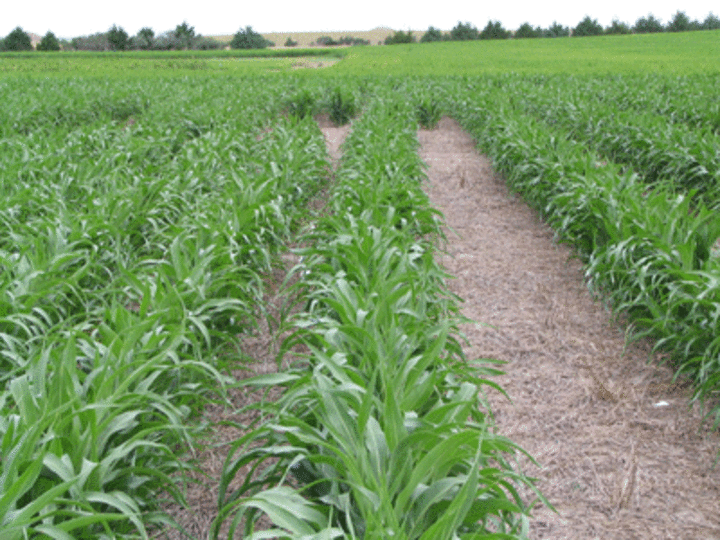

{"left": 1, "top": 29, "right": 718, "bottom": 77}
{"left": 332, "top": 30, "right": 720, "bottom": 76}
{"left": 0, "top": 30, "right": 720, "bottom": 76}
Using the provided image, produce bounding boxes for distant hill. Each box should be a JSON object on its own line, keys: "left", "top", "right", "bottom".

{"left": 211, "top": 28, "right": 430, "bottom": 48}
{"left": 20, "top": 28, "right": 436, "bottom": 50}
{"left": 29, "top": 33, "right": 42, "bottom": 48}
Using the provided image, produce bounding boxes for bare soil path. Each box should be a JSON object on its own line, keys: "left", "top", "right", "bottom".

{"left": 419, "top": 117, "right": 720, "bottom": 540}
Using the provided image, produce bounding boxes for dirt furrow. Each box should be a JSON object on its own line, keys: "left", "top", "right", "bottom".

{"left": 419, "top": 117, "right": 720, "bottom": 540}
{"left": 154, "top": 120, "right": 350, "bottom": 539}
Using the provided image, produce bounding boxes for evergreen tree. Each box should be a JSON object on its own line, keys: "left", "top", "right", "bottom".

{"left": 573, "top": 16, "right": 603, "bottom": 36}
{"left": 384, "top": 30, "right": 415, "bottom": 45}
{"left": 479, "top": 21, "right": 510, "bottom": 40}
{"left": 173, "top": 21, "right": 196, "bottom": 49}
{"left": 230, "top": 26, "right": 273, "bottom": 49}
{"left": 37, "top": 31, "right": 61, "bottom": 51}
{"left": 450, "top": 21, "right": 479, "bottom": 41}
{"left": 703, "top": 13, "right": 720, "bottom": 30}
{"left": 133, "top": 27, "right": 155, "bottom": 50}
{"left": 515, "top": 23, "right": 542, "bottom": 38}
{"left": 605, "top": 19, "right": 632, "bottom": 35}
{"left": 107, "top": 25, "right": 129, "bottom": 50}
{"left": 421, "top": 26, "right": 445, "bottom": 42}
{"left": 3, "top": 27, "right": 33, "bottom": 51}
{"left": 543, "top": 22, "right": 570, "bottom": 37}
{"left": 633, "top": 14, "right": 664, "bottom": 33}
{"left": 666, "top": 11, "right": 695, "bottom": 32}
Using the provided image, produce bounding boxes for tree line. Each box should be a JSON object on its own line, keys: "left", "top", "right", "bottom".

{"left": 386, "top": 11, "right": 720, "bottom": 44}
{"left": 2, "top": 10, "right": 719, "bottom": 52}
{"left": 0, "top": 23, "right": 275, "bottom": 52}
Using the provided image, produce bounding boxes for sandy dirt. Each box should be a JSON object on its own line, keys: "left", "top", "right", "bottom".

{"left": 290, "top": 58, "right": 340, "bottom": 70}
{"left": 315, "top": 114, "right": 352, "bottom": 157}
{"left": 418, "top": 117, "right": 720, "bottom": 540}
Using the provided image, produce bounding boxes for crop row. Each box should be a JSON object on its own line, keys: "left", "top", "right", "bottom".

{"left": 498, "top": 75, "right": 720, "bottom": 207}
{"left": 442, "top": 80, "right": 720, "bottom": 425}
{"left": 213, "top": 95, "right": 545, "bottom": 538}
{"left": 6, "top": 69, "right": 719, "bottom": 536}
{"left": 0, "top": 76, "right": 284, "bottom": 138}
{"left": 0, "top": 80, "right": 331, "bottom": 537}
{"left": 523, "top": 74, "right": 720, "bottom": 134}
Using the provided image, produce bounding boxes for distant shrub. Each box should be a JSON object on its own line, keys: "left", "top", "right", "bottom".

{"left": 450, "top": 21, "right": 479, "bottom": 40}
{"left": 71, "top": 33, "right": 110, "bottom": 51}
{"left": 231, "top": 26, "right": 273, "bottom": 49}
{"left": 703, "top": 13, "right": 720, "bottom": 30}
{"left": 195, "top": 37, "right": 223, "bottom": 50}
{"left": 479, "top": 20, "right": 510, "bottom": 40}
{"left": 3, "top": 27, "right": 33, "bottom": 51}
{"left": 107, "top": 25, "right": 129, "bottom": 51}
{"left": 633, "top": 14, "right": 665, "bottom": 33}
{"left": 150, "top": 32, "right": 179, "bottom": 50}
{"left": 573, "top": 16, "right": 603, "bottom": 37}
{"left": 420, "top": 26, "right": 445, "bottom": 42}
{"left": 543, "top": 21, "right": 570, "bottom": 37}
{"left": 316, "top": 35, "right": 338, "bottom": 46}
{"left": 515, "top": 23, "right": 542, "bottom": 38}
{"left": 318, "top": 35, "right": 369, "bottom": 46}
{"left": 666, "top": 11, "right": 697, "bottom": 32}
{"left": 384, "top": 30, "right": 415, "bottom": 45}
{"left": 172, "top": 21, "right": 196, "bottom": 50}
{"left": 37, "top": 31, "right": 61, "bottom": 51}
{"left": 338, "top": 35, "right": 370, "bottom": 46}
{"left": 130, "top": 27, "right": 155, "bottom": 50}
{"left": 605, "top": 19, "right": 632, "bottom": 35}
{"left": 284, "top": 37, "right": 298, "bottom": 47}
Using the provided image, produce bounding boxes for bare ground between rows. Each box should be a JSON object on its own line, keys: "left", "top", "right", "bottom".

{"left": 152, "top": 122, "right": 350, "bottom": 540}
{"left": 419, "top": 117, "right": 720, "bottom": 539}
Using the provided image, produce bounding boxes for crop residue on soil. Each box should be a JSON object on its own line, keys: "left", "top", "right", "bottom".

{"left": 418, "top": 117, "right": 720, "bottom": 539}
{"left": 154, "top": 120, "right": 350, "bottom": 540}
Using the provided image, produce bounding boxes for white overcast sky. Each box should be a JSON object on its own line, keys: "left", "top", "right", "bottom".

{"left": 2, "top": 0, "right": 718, "bottom": 39}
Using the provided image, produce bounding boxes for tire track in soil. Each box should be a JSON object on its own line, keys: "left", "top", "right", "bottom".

{"left": 419, "top": 117, "right": 720, "bottom": 540}
{"left": 153, "top": 120, "right": 351, "bottom": 539}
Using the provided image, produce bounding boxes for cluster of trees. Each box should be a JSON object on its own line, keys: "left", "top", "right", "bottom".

{"left": 382, "top": 11, "right": 720, "bottom": 45}
{"left": 569, "top": 11, "right": 720, "bottom": 37}
{"left": 7, "top": 23, "right": 277, "bottom": 52}
{"left": 70, "top": 22, "right": 226, "bottom": 51}
{"left": 0, "top": 27, "right": 62, "bottom": 51}
{"left": 4, "top": 10, "right": 719, "bottom": 53}
{"left": 385, "top": 30, "right": 416, "bottom": 45}
{"left": 0, "top": 23, "right": 228, "bottom": 52}
{"left": 385, "top": 21, "right": 554, "bottom": 44}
